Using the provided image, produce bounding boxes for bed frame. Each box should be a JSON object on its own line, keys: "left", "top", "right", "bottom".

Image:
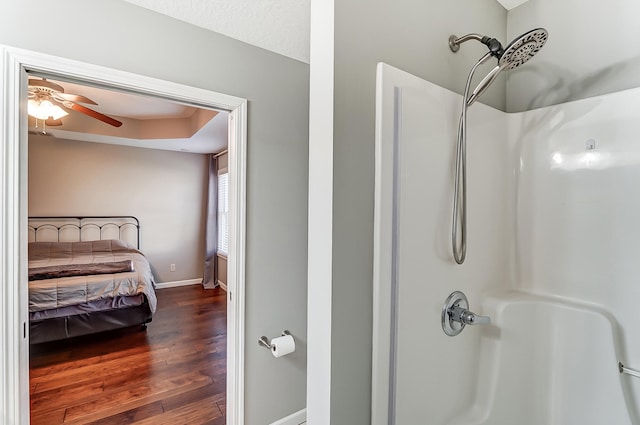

{"left": 27, "top": 216, "right": 153, "bottom": 344}
{"left": 28, "top": 216, "right": 140, "bottom": 248}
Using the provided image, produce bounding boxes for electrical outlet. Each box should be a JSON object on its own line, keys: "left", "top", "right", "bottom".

{"left": 170, "top": 264, "right": 176, "bottom": 272}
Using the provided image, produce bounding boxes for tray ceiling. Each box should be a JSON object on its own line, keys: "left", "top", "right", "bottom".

{"left": 28, "top": 78, "right": 228, "bottom": 154}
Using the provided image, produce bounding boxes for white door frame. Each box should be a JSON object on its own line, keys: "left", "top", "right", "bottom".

{"left": 0, "top": 45, "right": 247, "bottom": 425}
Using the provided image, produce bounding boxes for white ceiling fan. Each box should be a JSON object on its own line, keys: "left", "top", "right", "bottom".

{"left": 28, "top": 78, "right": 123, "bottom": 127}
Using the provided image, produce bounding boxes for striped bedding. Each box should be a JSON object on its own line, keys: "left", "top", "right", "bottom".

{"left": 28, "top": 239, "right": 157, "bottom": 314}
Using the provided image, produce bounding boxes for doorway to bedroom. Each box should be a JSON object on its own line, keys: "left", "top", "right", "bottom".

{"left": 0, "top": 47, "right": 247, "bottom": 425}
{"left": 26, "top": 74, "right": 232, "bottom": 423}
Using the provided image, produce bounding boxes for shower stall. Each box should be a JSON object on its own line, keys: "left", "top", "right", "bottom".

{"left": 372, "top": 37, "right": 640, "bottom": 423}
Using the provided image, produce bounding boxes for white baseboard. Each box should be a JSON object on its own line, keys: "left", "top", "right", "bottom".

{"left": 270, "top": 408, "right": 306, "bottom": 425}
{"left": 218, "top": 280, "right": 227, "bottom": 291}
{"left": 155, "top": 278, "right": 202, "bottom": 289}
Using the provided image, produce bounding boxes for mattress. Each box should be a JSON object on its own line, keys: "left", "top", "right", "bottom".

{"left": 29, "top": 294, "right": 146, "bottom": 321}
{"left": 28, "top": 239, "right": 157, "bottom": 314}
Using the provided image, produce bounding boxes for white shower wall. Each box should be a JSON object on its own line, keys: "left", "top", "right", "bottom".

{"left": 374, "top": 64, "right": 640, "bottom": 423}
{"left": 512, "top": 87, "right": 640, "bottom": 409}
{"left": 507, "top": 0, "right": 640, "bottom": 112}
{"left": 373, "top": 64, "right": 513, "bottom": 424}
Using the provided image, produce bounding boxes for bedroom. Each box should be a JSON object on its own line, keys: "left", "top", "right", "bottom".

{"left": 26, "top": 76, "right": 231, "bottom": 423}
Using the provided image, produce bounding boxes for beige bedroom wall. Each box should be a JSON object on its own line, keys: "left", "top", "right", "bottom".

{"left": 28, "top": 135, "right": 209, "bottom": 284}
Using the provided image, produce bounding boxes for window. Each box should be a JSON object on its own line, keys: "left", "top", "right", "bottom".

{"left": 217, "top": 172, "right": 229, "bottom": 256}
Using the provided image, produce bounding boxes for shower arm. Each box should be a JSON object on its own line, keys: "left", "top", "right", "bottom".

{"left": 449, "top": 33, "right": 504, "bottom": 59}
{"left": 449, "top": 34, "right": 485, "bottom": 52}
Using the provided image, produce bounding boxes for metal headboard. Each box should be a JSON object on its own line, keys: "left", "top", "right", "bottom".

{"left": 28, "top": 216, "right": 140, "bottom": 249}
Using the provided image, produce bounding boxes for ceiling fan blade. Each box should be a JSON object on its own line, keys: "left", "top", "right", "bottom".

{"left": 28, "top": 78, "right": 65, "bottom": 93}
{"left": 53, "top": 92, "right": 98, "bottom": 105}
{"left": 67, "top": 103, "right": 123, "bottom": 127}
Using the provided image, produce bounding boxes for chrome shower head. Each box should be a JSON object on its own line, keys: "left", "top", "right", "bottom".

{"left": 498, "top": 28, "right": 548, "bottom": 70}
{"left": 448, "top": 28, "right": 548, "bottom": 66}
{"left": 461, "top": 28, "right": 549, "bottom": 106}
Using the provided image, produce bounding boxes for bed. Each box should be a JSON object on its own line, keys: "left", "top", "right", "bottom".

{"left": 27, "top": 216, "right": 157, "bottom": 344}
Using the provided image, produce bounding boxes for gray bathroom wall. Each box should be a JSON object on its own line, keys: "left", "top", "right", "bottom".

{"left": 1, "top": 1, "right": 309, "bottom": 423}
{"left": 507, "top": 0, "right": 640, "bottom": 112}
{"left": 329, "top": 0, "right": 507, "bottom": 423}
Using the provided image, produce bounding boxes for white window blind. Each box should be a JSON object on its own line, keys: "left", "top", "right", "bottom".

{"left": 217, "top": 173, "right": 229, "bottom": 256}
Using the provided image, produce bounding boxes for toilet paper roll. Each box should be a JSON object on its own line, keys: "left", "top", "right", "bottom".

{"left": 271, "top": 334, "right": 295, "bottom": 358}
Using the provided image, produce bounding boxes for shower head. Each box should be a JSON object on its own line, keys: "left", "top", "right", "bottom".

{"left": 448, "top": 28, "right": 548, "bottom": 66}
{"left": 498, "top": 28, "right": 548, "bottom": 70}
{"left": 463, "top": 28, "right": 548, "bottom": 106}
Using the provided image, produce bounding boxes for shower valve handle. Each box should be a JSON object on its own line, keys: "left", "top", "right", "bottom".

{"left": 451, "top": 306, "right": 491, "bottom": 325}
{"left": 442, "top": 291, "right": 491, "bottom": 336}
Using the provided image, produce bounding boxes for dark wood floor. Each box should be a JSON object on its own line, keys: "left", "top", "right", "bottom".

{"left": 29, "top": 285, "right": 227, "bottom": 425}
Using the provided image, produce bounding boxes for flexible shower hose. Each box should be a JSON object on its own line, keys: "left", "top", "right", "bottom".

{"left": 452, "top": 52, "right": 492, "bottom": 265}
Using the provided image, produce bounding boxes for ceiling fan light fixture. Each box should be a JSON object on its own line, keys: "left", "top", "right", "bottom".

{"left": 28, "top": 99, "right": 69, "bottom": 120}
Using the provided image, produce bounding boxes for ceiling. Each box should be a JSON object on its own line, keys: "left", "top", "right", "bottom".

{"left": 28, "top": 77, "right": 228, "bottom": 155}
{"left": 122, "top": 0, "right": 310, "bottom": 63}
{"left": 120, "top": 0, "right": 524, "bottom": 64}
{"left": 496, "top": 0, "right": 529, "bottom": 10}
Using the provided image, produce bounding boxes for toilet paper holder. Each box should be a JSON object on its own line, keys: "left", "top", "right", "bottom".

{"left": 258, "top": 330, "right": 292, "bottom": 350}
